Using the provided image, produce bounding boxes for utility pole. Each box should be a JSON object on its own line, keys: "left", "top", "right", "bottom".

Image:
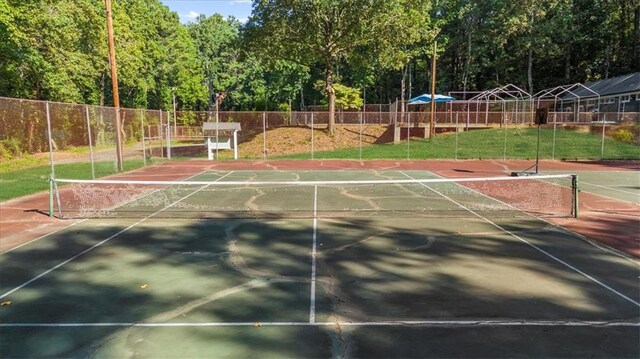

{"left": 105, "top": 0, "right": 123, "bottom": 171}
{"left": 429, "top": 40, "right": 437, "bottom": 138}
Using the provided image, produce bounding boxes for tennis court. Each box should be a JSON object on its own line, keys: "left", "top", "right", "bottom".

{"left": 546, "top": 170, "right": 640, "bottom": 204}
{"left": 1, "top": 169, "right": 638, "bottom": 358}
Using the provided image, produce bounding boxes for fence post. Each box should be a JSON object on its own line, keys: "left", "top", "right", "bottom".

{"left": 406, "top": 112, "right": 410, "bottom": 159}
{"left": 45, "top": 102, "right": 55, "bottom": 179}
{"left": 166, "top": 111, "right": 172, "bottom": 160}
{"left": 455, "top": 112, "right": 459, "bottom": 161}
{"left": 85, "top": 105, "right": 95, "bottom": 179}
{"left": 159, "top": 110, "right": 164, "bottom": 159}
{"left": 572, "top": 175, "right": 579, "bottom": 218}
{"left": 552, "top": 123, "right": 557, "bottom": 160}
{"left": 601, "top": 118, "right": 606, "bottom": 159}
{"left": 262, "top": 112, "right": 266, "bottom": 159}
{"left": 215, "top": 106, "right": 219, "bottom": 160}
{"left": 503, "top": 117, "right": 508, "bottom": 160}
{"left": 359, "top": 112, "right": 363, "bottom": 161}
{"left": 140, "top": 109, "right": 146, "bottom": 166}
{"left": 311, "top": 112, "right": 314, "bottom": 160}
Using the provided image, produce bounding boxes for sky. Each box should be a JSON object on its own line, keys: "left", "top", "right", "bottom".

{"left": 160, "top": 0, "right": 253, "bottom": 24}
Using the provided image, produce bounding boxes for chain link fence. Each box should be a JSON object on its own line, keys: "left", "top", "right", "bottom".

{"left": 1, "top": 96, "right": 638, "bottom": 176}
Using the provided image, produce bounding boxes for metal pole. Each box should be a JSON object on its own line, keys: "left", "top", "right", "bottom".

{"left": 572, "top": 175, "right": 579, "bottom": 218}
{"left": 85, "top": 105, "right": 95, "bottom": 179}
{"left": 159, "top": 110, "right": 164, "bottom": 158}
{"left": 105, "top": 0, "right": 124, "bottom": 171}
{"left": 46, "top": 102, "right": 55, "bottom": 217}
{"left": 215, "top": 98, "right": 219, "bottom": 160}
{"left": 552, "top": 123, "right": 557, "bottom": 160}
{"left": 359, "top": 112, "right": 363, "bottom": 161}
{"left": 262, "top": 112, "right": 266, "bottom": 159}
{"left": 173, "top": 90, "right": 177, "bottom": 135}
{"left": 503, "top": 115, "right": 508, "bottom": 160}
{"left": 455, "top": 112, "right": 459, "bottom": 160}
{"left": 406, "top": 112, "right": 410, "bottom": 159}
{"left": 166, "top": 111, "right": 171, "bottom": 160}
{"left": 140, "top": 110, "right": 146, "bottom": 166}
{"left": 601, "top": 116, "right": 606, "bottom": 159}
{"left": 535, "top": 124, "right": 541, "bottom": 174}
{"left": 429, "top": 40, "right": 437, "bottom": 137}
{"left": 311, "top": 112, "right": 314, "bottom": 160}
{"left": 49, "top": 175, "right": 54, "bottom": 218}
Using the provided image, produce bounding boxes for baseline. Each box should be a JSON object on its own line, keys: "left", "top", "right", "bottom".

{"left": 0, "top": 320, "right": 637, "bottom": 328}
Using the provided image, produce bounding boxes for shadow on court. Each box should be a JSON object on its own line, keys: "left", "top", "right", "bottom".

{"left": 0, "top": 215, "right": 638, "bottom": 358}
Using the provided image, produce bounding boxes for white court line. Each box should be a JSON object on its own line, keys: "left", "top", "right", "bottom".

{"left": 309, "top": 185, "right": 318, "bottom": 324}
{"left": 425, "top": 173, "right": 638, "bottom": 263}
{"left": 1, "top": 219, "right": 88, "bottom": 255}
{"left": 0, "top": 171, "right": 234, "bottom": 301}
{"left": 0, "top": 320, "right": 637, "bottom": 328}
{"left": 580, "top": 181, "right": 639, "bottom": 196}
{"left": 399, "top": 171, "right": 640, "bottom": 309}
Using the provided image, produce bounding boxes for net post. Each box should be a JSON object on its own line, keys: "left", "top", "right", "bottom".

{"left": 572, "top": 175, "right": 579, "bottom": 218}
{"left": 49, "top": 176, "right": 54, "bottom": 218}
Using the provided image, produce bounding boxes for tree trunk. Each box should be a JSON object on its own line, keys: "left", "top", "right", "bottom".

{"left": 564, "top": 42, "right": 571, "bottom": 82}
{"left": 604, "top": 41, "right": 611, "bottom": 78}
{"left": 634, "top": 6, "right": 639, "bottom": 69}
{"left": 207, "top": 74, "right": 214, "bottom": 112}
{"left": 463, "top": 28, "right": 471, "bottom": 94}
{"left": 120, "top": 109, "right": 127, "bottom": 143}
{"left": 527, "top": 47, "right": 533, "bottom": 94}
{"left": 325, "top": 61, "right": 336, "bottom": 135}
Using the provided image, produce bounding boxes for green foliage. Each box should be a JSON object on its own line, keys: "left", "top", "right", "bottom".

{"left": 314, "top": 81, "right": 363, "bottom": 110}
{"left": 435, "top": 0, "right": 639, "bottom": 93}
{"left": 276, "top": 103, "right": 290, "bottom": 111}
{"left": 245, "top": 0, "right": 436, "bottom": 132}
{"left": 0, "top": 0, "right": 637, "bottom": 116}
{"left": 0, "top": 138, "right": 22, "bottom": 159}
{"left": 612, "top": 129, "right": 634, "bottom": 143}
{"left": 0, "top": 0, "right": 205, "bottom": 110}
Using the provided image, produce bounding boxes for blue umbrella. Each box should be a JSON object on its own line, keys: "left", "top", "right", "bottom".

{"left": 408, "top": 94, "right": 455, "bottom": 104}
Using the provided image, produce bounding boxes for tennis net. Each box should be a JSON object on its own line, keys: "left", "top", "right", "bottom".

{"left": 49, "top": 174, "right": 578, "bottom": 219}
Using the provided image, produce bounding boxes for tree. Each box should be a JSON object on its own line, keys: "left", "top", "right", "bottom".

{"left": 245, "top": 0, "right": 435, "bottom": 134}
{"left": 314, "top": 81, "right": 363, "bottom": 110}
{"left": 188, "top": 14, "right": 241, "bottom": 111}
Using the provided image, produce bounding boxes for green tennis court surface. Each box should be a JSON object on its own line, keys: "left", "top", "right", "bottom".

{"left": 1, "top": 170, "right": 638, "bottom": 358}
{"left": 546, "top": 170, "right": 640, "bottom": 204}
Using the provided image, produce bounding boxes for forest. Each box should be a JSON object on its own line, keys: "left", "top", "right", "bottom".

{"left": 1, "top": 0, "right": 638, "bottom": 113}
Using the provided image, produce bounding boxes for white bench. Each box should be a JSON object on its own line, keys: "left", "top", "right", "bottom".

{"left": 203, "top": 122, "right": 241, "bottom": 160}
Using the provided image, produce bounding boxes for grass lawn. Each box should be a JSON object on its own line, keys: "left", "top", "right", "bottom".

{"left": 0, "top": 160, "right": 146, "bottom": 202}
{"left": 281, "top": 127, "right": 640, "bottom": 160}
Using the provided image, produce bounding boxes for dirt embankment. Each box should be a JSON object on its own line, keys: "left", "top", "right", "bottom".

{"left": 238, "top": 125, "right": 391, "bottom": 157}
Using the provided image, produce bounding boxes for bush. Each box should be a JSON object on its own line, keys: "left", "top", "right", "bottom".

{"left": 0, "top": 138, "right": 23, "bottom": 160}
{"left": 612, "top": 128, "right": 634, "bottom": 143}
{"left": 0, "top": 143, "right": 10, "bottom": 160}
